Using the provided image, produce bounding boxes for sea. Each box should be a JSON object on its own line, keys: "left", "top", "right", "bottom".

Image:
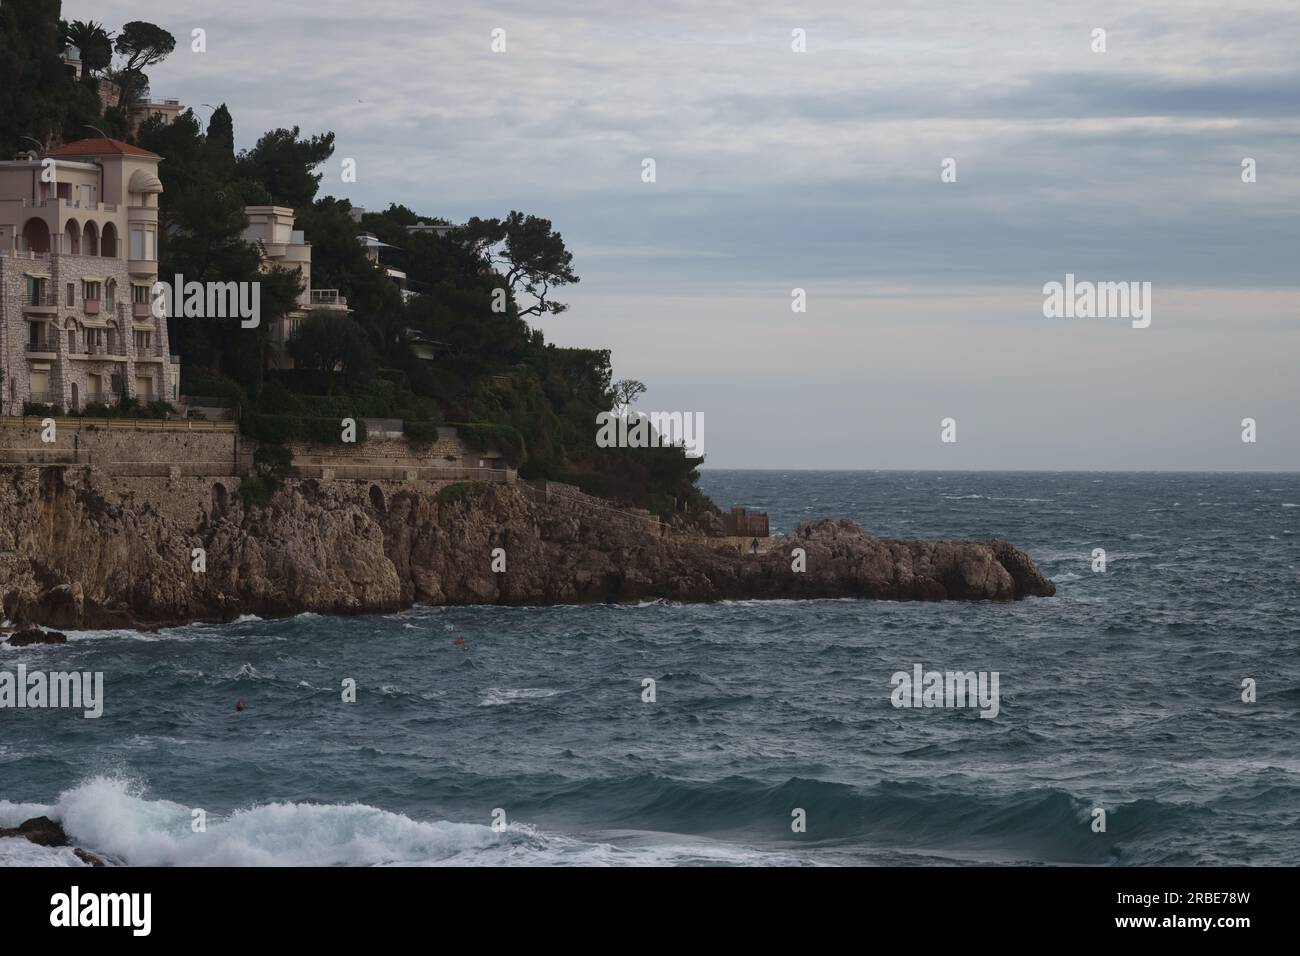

{"left": 2, "top": 471, "right": 1297, "bottom": 866}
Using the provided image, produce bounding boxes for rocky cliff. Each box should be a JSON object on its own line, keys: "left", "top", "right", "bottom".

{"left": 0, "top": 466, "right": 1055, "bottom": 631}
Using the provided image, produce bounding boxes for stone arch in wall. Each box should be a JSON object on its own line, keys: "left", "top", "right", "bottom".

{"left": 212, "top": 482, "right": 230, "bottom": 520}
{"left": 21, "top": 218, "right": 50, "bottom": 253}
{"left": 64, "top": 218, "right": 80, "bottom": 255}
{"left": 81, "top": 221, "right": 99, "bottom": 257}
{"left": 101, "top": 222, "right": 118, "bottom": 258}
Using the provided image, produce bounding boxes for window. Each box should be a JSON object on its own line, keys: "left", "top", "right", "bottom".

{"left": 86, "top": 328, "right": 103, "bottom": 348}
{"left": 66, "top": 283, "right": 75, "bottom": 306}
{"left": 129, "top": 227, "right": 155, "bottom": 261}
{"left": 105, "top": 281, "right": 116, "bottom": 310}
{"left": 26, "top": 277, "right": 46, "bottom": 303}
{"left": 82, "top": 281, "right": 101, "bottom": 302}
{"left": 133, "top": 330, "right": 151, "bottom": 350}
{"left": 132, "top": 285, "right": 151, "bottom": 304}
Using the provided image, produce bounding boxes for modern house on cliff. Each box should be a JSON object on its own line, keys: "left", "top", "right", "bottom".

{"left": 0, "top": 138, "right": 180, "bottom": 416}
{"left": 242, "top": 205, "right": 349, "bottom": 370}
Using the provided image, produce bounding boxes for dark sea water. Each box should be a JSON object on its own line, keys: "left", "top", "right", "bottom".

{"left": 3, "top": 471, "right": 1298, "bottom": 866}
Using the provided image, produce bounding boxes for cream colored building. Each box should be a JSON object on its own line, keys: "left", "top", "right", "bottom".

{"left": 242, "top": 206, "right": 348, "bottom": 369}
{"left": 0, "top": 138, "right": 179, "bottom": 415}
{"left": 131, "top": 98, "right": 184, "bottom": 134}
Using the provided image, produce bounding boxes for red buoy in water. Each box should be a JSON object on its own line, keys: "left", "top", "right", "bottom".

{"left": 235, "top": 699, "right": 245, "bottom": 712}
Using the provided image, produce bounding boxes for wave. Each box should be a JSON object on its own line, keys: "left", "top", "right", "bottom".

{"left": 0, "top": 776, "right": 803, "bottom": 867}
{"left": 479, "top": 687, "right": 561, "bottom": 706}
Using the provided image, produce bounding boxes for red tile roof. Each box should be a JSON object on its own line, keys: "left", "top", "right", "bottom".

{"left": 45, "top": 138, "right": 161, "bottom": 159}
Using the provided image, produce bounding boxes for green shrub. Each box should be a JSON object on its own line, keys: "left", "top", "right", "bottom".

{"left": 181, "top": 372, "right": 249, "bottom": 411}
{"left": 238, "top": 475, "right": 276, "bottom": 509}
{"left": 448, "top": 422, "right": 525, "bottom": 465}
{"left": 253, "top": 443, "right": 294, "bottom": 482}
{"left": 436, "top": 481, "right": 486, "bottom": 506}
{"left": 404, "top": 420, "right": 439, "bottom": 443}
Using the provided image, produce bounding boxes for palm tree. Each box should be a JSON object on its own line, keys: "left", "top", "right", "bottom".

{"left": 61, "top": 20, "right": 114, "bottom": 80}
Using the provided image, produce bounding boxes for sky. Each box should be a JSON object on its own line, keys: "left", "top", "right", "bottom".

{"left": 90, "top": 0, "right": 1299, "bottom": 469}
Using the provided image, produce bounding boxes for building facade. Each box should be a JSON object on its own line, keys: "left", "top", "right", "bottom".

{"left": 0, "top": 138, "right": 179, "bottom": 415}
{"left": 242, "top": 205, "right": 349, "bottom": 369}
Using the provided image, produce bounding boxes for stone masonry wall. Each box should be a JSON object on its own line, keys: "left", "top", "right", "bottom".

{"left": 0, "top": 419, "right": 238, "bottom": 470}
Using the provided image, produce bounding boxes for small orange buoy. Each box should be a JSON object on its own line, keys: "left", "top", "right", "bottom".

{"left": 235, "top": 699, "right": 245, "bottom": 712}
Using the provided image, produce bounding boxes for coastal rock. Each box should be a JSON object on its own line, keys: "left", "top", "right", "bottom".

{"left": 0, "top": 815, "right": 106, "bottom": 865}
{"left": 0, "top": 815, "right": 68, "bottom": 846}
{"left": 0, "top": 465, "right": 1055, "bottom": 629}
{"left": 6, "top": 625, "right": 68, "bottom": 646}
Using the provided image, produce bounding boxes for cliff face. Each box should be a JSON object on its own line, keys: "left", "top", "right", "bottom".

{"left": 0, "top": 466, "right": 1055, "bottom": 631}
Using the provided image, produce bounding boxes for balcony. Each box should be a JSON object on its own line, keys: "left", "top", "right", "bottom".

{"left": 26, "top": 339, "right": 57, "bottom": 357}
{"left": 84, "top": 298, "right": 101, "bottom": 315}
{"left": 308, "top": 289, "right": 348, "bottom": 309}
{"left": 26, "top": 390, "right": 58, "bottom": 406}
{"left": 75, "top": 342, "right": 127, "bottom": 358}
{"left": 132, "top": 301, "right": 153, "bottom": 319}
{"left": 1, "top": 230, "right": 121, "bottom": 260}
{"left": 23, "top": 290, "right": 58, "bottom": 313}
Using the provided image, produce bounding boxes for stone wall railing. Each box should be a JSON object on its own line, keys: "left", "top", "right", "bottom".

{"left": 0, "top": 452, "right": 238, "bottom": 478}
{"left": 292, "top": 463, "right": 516, "bottom": 483}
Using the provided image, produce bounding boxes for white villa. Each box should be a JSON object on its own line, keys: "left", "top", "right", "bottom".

{"left": 242, "top": 205, "right": 349, "bottom": 369}
{"left": 0, "top": 138, "right": 179, "bottom": 415}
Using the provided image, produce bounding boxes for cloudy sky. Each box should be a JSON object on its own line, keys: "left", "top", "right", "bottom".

{"left": 94, "top": 0, "right": 1299, "bottom": 469}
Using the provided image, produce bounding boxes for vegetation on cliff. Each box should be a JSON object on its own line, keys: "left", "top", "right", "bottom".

{"left": 2, "top": 1, "right": 709, "bottom": 518}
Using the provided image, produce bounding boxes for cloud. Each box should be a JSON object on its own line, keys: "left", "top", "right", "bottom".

{"left": 88, "top": 0, "right": 1300, "bottom": 467}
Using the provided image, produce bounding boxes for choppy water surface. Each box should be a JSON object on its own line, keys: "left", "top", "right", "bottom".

{"left": 2, "top": 471, "right": 1297, "bottom": 865}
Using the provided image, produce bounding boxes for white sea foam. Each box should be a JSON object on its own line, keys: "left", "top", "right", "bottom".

{"left": 4, "top": 776, "right": 498, "bottom": 867}
{"left": 0, "top": 839, "right": 87, "bottom": 866}
{"left": 1, "top": 776, "right": 799, "bottom": 867}
{"left": 479, "top": 687, "right": 561, "bottom": 706}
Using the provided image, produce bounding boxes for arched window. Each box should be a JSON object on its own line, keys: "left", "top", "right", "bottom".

{"left": 105, "top": 279, "right": 117, "bottom": 310}
{"left": 64, "top": 219, "right": 80, "bottom": 255}
{"left": 100, "top": 222, "right": 118, "bottom": 258}
{"left": 20, "top": 218, "right": 50, "bottom": 254}
{"left": 81, "top": 221, "right": 99, "bottom": 257}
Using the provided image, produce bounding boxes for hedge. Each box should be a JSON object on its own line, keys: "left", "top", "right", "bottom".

{"left": 241, "top": 414, "right": 368, "bottom": 445}
{"left": 447, "top": 422, "right": 525, "bottom": 464}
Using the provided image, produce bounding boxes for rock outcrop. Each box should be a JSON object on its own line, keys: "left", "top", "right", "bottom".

{"left": 0, "top": 465, "right": 1054, "bottom": 630}
{"left": 4, "top": 624, "right": 67, "bottom": 646}
{"left": 0, "top": 816, "right": 105, "bottom": 866}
